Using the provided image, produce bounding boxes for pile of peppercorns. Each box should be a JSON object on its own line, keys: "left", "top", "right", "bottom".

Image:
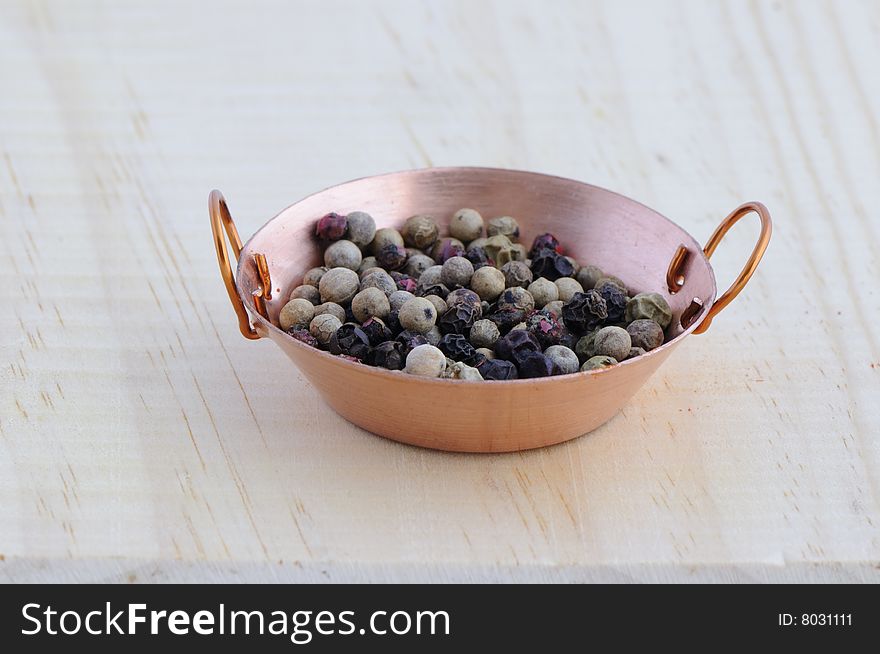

{"left": 277, "top": 209, "right": 674, "bottom": 380}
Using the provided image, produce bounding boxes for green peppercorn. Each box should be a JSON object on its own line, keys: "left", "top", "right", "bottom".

{"left": 469, "top": 319, "right": 500, "bottom": 348}
{"left": 279, "top": 298, "right": 316, "bottom": 331}
{"left": 554, "top": 277, "right": 583, "bottom": 303}
{"left": 371, "top": 227, "right": 405, "bottom": 255}
{"left": 626, "top": 346, "right": 647, "bottom": 360}
{"left": 626, "top": 319, "right": 664, "bottom": 351}
{"left": 313, "top": 301, "right": 346, "bottom": 322}
{"left": 574, "top": 329, "right": 598, "bottom": 362}
{"left": 580, "top": 355, "right": 618, "bottom": 371}
{"left": 591, "top": 326, "right": 631, "bottom": 361}
{"left": 309, "top": 313, "right": 342, "bottom": 345}
{"left": 302, "top": 267, "right": 328, "bottom": 288}
{"left": 319, "top": 267, "right": 360, "bottom": 304}
{"left": 398, "top": 297, "right": 438, "bottom": 334}
{"left": 289, "top": 284, "right": 320, "bottom": 305}
{"left": 527, "top": 278, "right": 558, "bottom": 308}
{"left": 469, "top": 266, "right": 505, "bottom": 301}
{"left": 625, "top": 292, "right": 672, "bottom": 329}
{"left": 345, "top": 211, "right": 376, "bottom": 248}
{"left": 324, "top": 239, "right": 362, "bottom": 271}
{"left": 501, "top": 260, "right": 533, "bottom": 288}
{"left": 544, "top": 345, "right": 579, "bottom": 375}
{"left": 351, "top": 287, "right": 390, "bottom": 322}
{"left": 450, "top": 208, "right": 484, "bottom": 243}
{"left": 575, "top": 264, "right": 604, "bottom": 290}
{"left": 402, "top": 214, "right": 440, "bottom": 249}
{"left": 404, "top": 344, "right": 447, "bottom": 377}
{"left": 440, "top": 256, "right": 475, "bottom": 288}
{"left": 487, "top": 215, "right": 520, "bottom": 241}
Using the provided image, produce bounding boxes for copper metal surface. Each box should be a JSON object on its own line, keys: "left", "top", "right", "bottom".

{"left": 209, "top": 168, "right": 771, "bottom": 452}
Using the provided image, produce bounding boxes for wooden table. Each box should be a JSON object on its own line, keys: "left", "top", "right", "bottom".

{"left": 2, "top": 0, "right": 878, "bottom": 583}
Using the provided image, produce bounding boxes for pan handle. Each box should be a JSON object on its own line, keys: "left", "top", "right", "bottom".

{"left": 693, "top": 201, "right": 772, "bottom": 334}
{"left": 209, "top": 190, "right": 262, "bottom": 340}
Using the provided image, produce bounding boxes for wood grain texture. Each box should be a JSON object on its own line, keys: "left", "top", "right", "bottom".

{"left": 1, "top": 0, "right": 878, "bottom": 582}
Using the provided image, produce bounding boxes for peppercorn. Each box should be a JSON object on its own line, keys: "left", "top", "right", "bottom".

{"left": 438, "top": 333, "right": 479, "bottom": 364}
{"left": 345, "top": 211, "right": 376, "bottom": 248}
{"left": 446, "top": 288, "right": 482, "bottom": 314}
{"left": 468, "top": 266, "right": 505, "bottom": 301}
{"left": 442, "top": 360, "right": 483, "bottom": 381}
{"left": 397, "top": 297, "right": 438, "bottom": 334}
{"left": 403, "top": 253, "right": 436, "bottom": 278}
{"left": 391, "top": 272, "right": 418, "bottom": 293}
{"left": 287, "top": 327, "right": 319, "bottom": 348}
{"left": 358, "top": 258, "right": 380, "bottom": 276}
{"left": 486, "top": 308, "right": 526, "bottom": 334}
{"left": 289, "top": 284, "right": 321, "bottom": 305}
{"left": 625, "top": 292, "right": 673, "bottom": 329}
{"left": 575, "top": 264, "right": 604, "bottom": 290}
{"left": 544, "top": 300, "right": 564, "bottom": 320}
{"left": 424, "top": 294, "right": 447, "bottom": 318}
{"left": 562, "top": 290, "right": 607, "bottom": 334}
{"left": 469, "top": 319, "right": 500, "bottom": 348}
{"left": 475, "top": 347, "right": 496, "bottom": 360}
{"left": 309, "top": 313, "right": 342, "bottom": 346}
{"left": 324, "top": 239, "right": 362, "bottom": 271}
{"left": 359, "top": 270, "right": 397, "bottom": 297}
{"left": 580, "top": 355, "right": 618, "bottom": 371}
{"left": 594, "top": 275, "right": 628, "bottom": 293}
{"left": 564, "top": 256, "right": 580, "bottom": 275}
{"left": 477, "top": 358, "right": 518, "bottom": 380}
{"left": 329, "top": 323, "right": 371, "bottom": 360}
{"left": 371, "top": 227, "right": 405, "bottom": 255}
{"left": 315, "top": 212, "right": 348, "bottom": 241}
{"left": 626, "top": 319, "right": 664, "bottom": 351}
{"left": 417, "top": 282, "right": 450, "bottom": 299}
{"left": 467, "top": 237, "right": 488, "bottom": 252}
{"left": 365, "top": 340, "right": 406, "bottom": 370}
{"left": 302, "top": 267, "right": 328, "bottom": 288}
{"left": 438, "top": 304, "right": 478, "bottom": 335}
{"left": 319, "top": 267, "right": 360, "bottom": 305}
{"left": 517, "top": 351, "right": 555, "bottom": 378}
{"left": 425, "top": 326, "right": 442, "bottom": 346}
{"left": 450, "top": 208, "right": 484, "bottom": 243}
{"left": 501, "top": 260, "right": 533, "bottom": 288}
{"left": 279, "top": 298, "right": 316, "bottom": 331}
{"left": 465, "top": 246, "right": 493, "bottom": 270}
{"left": 402, "top": 214, "right": 439, "bottom": 249}
{"left": 626, "top": 346, "right": 647, "bottom": 360}
{"left": 595, "top": 280, "right": 628, "bottom": 324}
{"left": 511, "top": 322, "right": 527, "bottom": 331}
{"left": 544, "top": 345, "right": 579, "bottom": 375}
{"left": 554, "top": 277, "right": 583, "bottom": 303}
{"left": 430, "top": 237, "right": 466, "bottom": 264}
{"left": 527, "top": 277, "right": 559, "bottom": 308}
{"left": 497, "top": 287, "right": 535, "bottom": 314}
{"left": 440, "top": 256, "right": 474, "bottom": 288}
{"left": 313, "top": 301, "right": 346, "bottom": 322}
{"left": 487, "top": 215, "right": 520, "bottom": 241}
{"left": 495, "top": 329, "right": 541, "bottom": 366}
{"left": 591, "top": 326, "right": 631, "bottom": 361}
{"left": 359, "top": 265, "right": 385, "bottom": 280}
{"left": 483, "top": 234, "right": 516, "bottom": 267}
{"left": 574, "top": 330, "right": 599, "bottom": 362}
{"left": 389, "top": 290, "right": 415, "bottom": 312}
{"left": 361, "top": 316, "right": 393, "bottom": 345}
{"left": 525, "top": 309, "right": 565, "bottom": 348}
{"left": 529, "top": 233, "right": 561, "bottom": 258}
{"left": 418, "top": 265, "right": 443, "bottom": 288}
{"left": 404, "top": 344, "right": 447, "bottom": 377}
{"left": 351, "top": 287, "right": 391, "bottom": 322}
{"left": 530, "top": 249, "right": 574, "bottom": 281}
{"left": 395, "top": 330, "right": 429, "bottom": 356}
{"left": 376, "top": 242, "right": 407, "bottom": 270}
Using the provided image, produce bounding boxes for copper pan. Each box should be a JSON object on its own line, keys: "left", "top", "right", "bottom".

{"left": 209, "top": 167, "right": 771, "bottom": 452}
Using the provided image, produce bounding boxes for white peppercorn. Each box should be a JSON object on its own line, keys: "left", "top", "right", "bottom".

{"left": 501, "top": 261, "right": 532, "bottom": 288}
{"left": 404, "top": 253, "right": 436, "bottom": 278}
{"left": 554, "top": 277, "right": 584, "bottom": 303}
{"left": 625, "top": 292, "right": 673, "bottom": 329}
{"left": 475, "top": 347, "right": 496, "bottom": 360}
{"left": 469, "top": 319, "right": 500, "bottom": 348}
{"left": 626, "top": 319, "right": 665, "bottom": 351}
{"left": 580, "top": 355, "right": 618, "bottom": 371}
{"left": 402, "top": 214, "right": 439, "bottom": 249}
{"left": 425, "top": 326, "right": 442, "bottom": 346}
{"left": 302, "top": 266, "right": 328, "bottom": 288}
{"left": 351, "top": 287, "right": 390, "bottom": 322}
{"left": 544, "top": 345, "right": 579, "bottom": 375}
{"left": 469, "top": 266, "right": 505, "bottom": 301}
{"left": 371, "top": 227, "right": 405, "bottom": 255}
{"left": 398, "top": 297, "right": 438, "bottom": 334}
{"left": 487, "top": 215, "right": 520, "bottom": 241}
{"left": 467, "top": 237, "right": 488, "bottom": 252}
{"left": 440, "top": 256, "right": 474, "bottom": 288}
{"left": 324, "top": 239, "right": 362, "bottom": 271}
{"left": 279, "top": 298, "right": 315, "bottom": 331}
{"left": 450, "top": 208, "right": 484, "bottom": 243}
{"left": 545, "top": 300, "right": 564, "bottom": 320}
{"left": 345, "top": 211, "right": 376, "bottom": 247}
{"left": 418, "top": 265, "right": 444, "bottom": 287}
{"left": 510, "top": 243, "right": 528, "bottom": 262}
{"left": 360, "top": 270, "right": 396, "bottom": 296}
{"left": 358, "top": 257, "right": 379, "bottom": 275}
{"left": 319, "top": 267, "right": 359, "bottom": 304}
{"left": 576, "top": 264, "right": 604, "bottom": 290}
{"left": 424, "top": 294, "right": 448, "bottom": 317}
{"left": 289, "top": 284, "right": 321, "bottom": 305}
{"left": 527, "top": 278, "right": 559, "bottom": 308}
{"left": 405, "top": 344, "right": 447, "bottom": 377}
{"left": 591, "top": 326, "right": 632, "bottom": 361}
{"left": 389, "top": 290, "right": 415, "bottom": 312}
{"left": 497, "top": 287, "right": 535, "bottom": 314}
{"left": 309, "top": 313, "right": 342, "bottom": 345}
{"left": 313, "top": 302, "right": 346, "bottom": 322}
{"left": 442, "top": 361, "right": 483, "bottom": 381}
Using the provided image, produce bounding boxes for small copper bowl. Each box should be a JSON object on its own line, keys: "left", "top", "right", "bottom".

{"left": 210, "top": 167, "right": 771, "bottom": 452}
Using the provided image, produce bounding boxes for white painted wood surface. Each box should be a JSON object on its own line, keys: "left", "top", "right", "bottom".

{"left": 2, "top": 0, "right": 879, "bottom": 583}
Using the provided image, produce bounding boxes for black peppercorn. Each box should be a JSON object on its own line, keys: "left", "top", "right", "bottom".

{"left": 437, "top": 333, "right": 479, "bottom": 364}
{"left": 494, "top": 329, "right": 541, "bottom": 367}
{"left": 476, "top": 358, "right": 519, "bottom": 380}
{"left": 438, "top": 304, "right": 479, "bottom": 335}
{"left": 416, "top": 283, "right": 451, "bottom": 299}
{"left": 524, "top": 309, "right": 565, "bottom": 349}
{"left": 395, "top": 330, "right": 429, "bottom": 357}
{"left": 486, "top": 308, "right": 527, "bottom": 334}
{"left": 529, "top": 233, "right": 561, "bottom": 258}
{"left": 530, "top": 249, "right": 574, "bottom": 281}
{"left": 465, "top": 246, "right": 493, "bottom": 269}
{"left": 445, "top": 288, "right": 482, "bottom": 313}
{"left": 562, "top": 290, "right": 608, "bottom": 335}
{"left": 595, "top": 280, "right": 628, "bottom": 324}
{"left": 329, "top": 322, "right": 371, "bottom": 360}
{"left": 365, "top": 340, "right": 406, "bottom": 370}
{"left": 361, "top": 317, "right": 393, "bottom": 345}
{"left": 287, "top": 327, "right": 320, "bottom": 348}
{"left": 517, "top": 351, "right": 555, "bottom": 378}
